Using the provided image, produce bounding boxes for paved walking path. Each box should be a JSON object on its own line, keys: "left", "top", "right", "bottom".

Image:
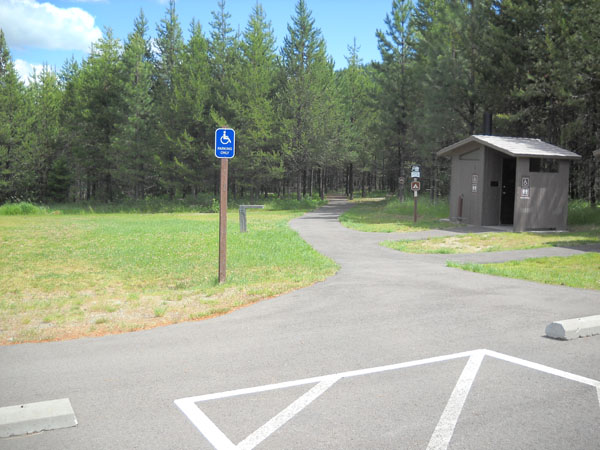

{"left": 1, "top": 198, "right": 599, "bottom": 449}
{"left": 358, "top": 205, "right": 600, "bottom": 265}
{"left": 442, "top": 244, "right": 599, "bottom": 264}
{"left": 384, "top": 230, "right": 599, "bottom": 265}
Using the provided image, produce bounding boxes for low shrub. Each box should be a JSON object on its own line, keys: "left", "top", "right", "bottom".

{"left": 568, "top": 200, "right": 600, "bottom": 226}
{"left": 0, "top": 202, "right": 48, "bottom": 215}
{"left": 266, "top": 195, "right": 326, "bottom": 211}
{"left": 39, "top": 194, "right": 326, "bottom": 215}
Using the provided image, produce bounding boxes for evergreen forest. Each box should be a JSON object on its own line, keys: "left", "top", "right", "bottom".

{"left": 0, "top": 0, "right": 598, "bottom": 205}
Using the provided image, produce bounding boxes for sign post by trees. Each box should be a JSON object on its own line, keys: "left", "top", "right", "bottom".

{"left": 411, "top": 166, "right": 420, "bottom": 223}
{"left": 215, "top": 128, "right": 235, "bottom": 283}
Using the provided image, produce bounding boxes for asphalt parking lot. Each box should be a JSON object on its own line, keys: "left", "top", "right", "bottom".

{"left": 1, "top": 199, "right": 599, "bottom": 449}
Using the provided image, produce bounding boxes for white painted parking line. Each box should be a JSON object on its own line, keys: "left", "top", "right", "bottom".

{"left": 174, "top": 349, "right": 600, "bottom": 450}
{"left": 486, "top": 349, "right": 600, "bottom": 387}
{"left": 426, "top": 350, "right": 485, "bottom": 450}
{"left": 174, "top": 398, "right": 237, "bottom": 450}
{"left": 237, "top": 376, "right": 340, "bottom": 450}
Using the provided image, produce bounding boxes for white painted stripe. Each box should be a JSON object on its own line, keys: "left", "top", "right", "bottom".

{"left": 175, "top": 350, "right": 475, "bottom": 405}
{"left": 174, "top": 398, "right": 237, "bottom": 450}
{"left": 426, "top": 350, "right": 485, "bottom": 450}
{"left": 237, "top": 376, "right": 340, "bottom": 450}
{"left": 180, "top": 376, "right": 326, "bottom": 404}
{"left": 484, "top": 350, "right": 600, "bottom": 388}
{"left": 174, "top": 349, "right": 600, "bottom": 450}
{"left": 173, "top": 350, "right": 476, "bottom": 449}
{"left": 333, "top": 350, "right": 475, "bottom": 380}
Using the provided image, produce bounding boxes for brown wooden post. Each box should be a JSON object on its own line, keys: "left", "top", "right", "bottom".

{"left": 219, "top": 158, "right": 228, "bottom": 283}
{"left": 413, "top": 190, "right": 418, "bottom": 223}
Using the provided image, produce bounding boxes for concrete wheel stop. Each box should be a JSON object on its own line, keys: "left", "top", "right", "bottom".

{"left": 545, "top": 315, "right": 600, "bottom": 340}
{"left": 0, "top": 398, "right": 77, "bottom": 438}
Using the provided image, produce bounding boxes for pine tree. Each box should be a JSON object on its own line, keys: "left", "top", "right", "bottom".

{"left": 57, "top": 57, "right": 84, "bottom": 199}
{"left": 208, "top": 0, "right": 242, "bottom": 128}
{"left": 0, "top": 29, "right": 27, "bottom": 203}
{"left": 74, "top": 29, "right": 123, "bottom": 201}
{"left": 111, "top": 10, "right": 156, "bottom": 199}
{"left": 154, "top": 0, "right": 185, "bottom": 197}
{"left": 235, "top": 2, "right": 281, "bottom": 196}
{"left": 338, "top": 40, "right": 378, "bottom": 198}
{"left": 280, "top": 0, "right": 336, "bottom": 199}
{"left": 375, "top": 0, "right": 417, "bottom": 198}
{"left": 26, "top": 66, "right": 63, "bottom": 200}
{"left": 477, "top": 0, "right": 542, "bottom": 137}
{"left": 172, "top": 20, "right": 212, "bottom": 196}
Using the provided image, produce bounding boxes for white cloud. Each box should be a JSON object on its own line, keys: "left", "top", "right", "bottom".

{"left": 14, "top": 59, "right": 46, "bottom": 84}
{"left": 0, "top": 0, "right": 103, "bottom": 52}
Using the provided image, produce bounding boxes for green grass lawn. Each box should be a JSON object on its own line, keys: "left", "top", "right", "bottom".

{"left": 339, "top": 197, "right": 453, "bottom": 232}
{"left": 341, "top": 196, "right": 599, "bottom": 289}
{"left": 0, "top": 208, "right": 337, "bottom": 344}
{"left": 448, "top": 253, "right": 600, "bottom": 290}
{"left": 383, "top": 230, "right": 600, "bottom": 254}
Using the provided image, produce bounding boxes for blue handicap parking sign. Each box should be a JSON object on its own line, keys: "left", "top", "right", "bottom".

{"left": 215, "top": 128, "right": 235, "bottom": 158}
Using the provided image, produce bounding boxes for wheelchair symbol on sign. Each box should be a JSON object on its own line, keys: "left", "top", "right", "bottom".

{"left": 220, "top": 133, "right": 232, "bottom": 145}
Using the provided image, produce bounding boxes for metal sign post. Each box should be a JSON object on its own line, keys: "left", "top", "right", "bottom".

{"left": 411, "top": 181, "right": 421, "bottom": 223}
{"left": 215, "top": 128, "right": 235, "bottom": 283}
{"left": 411, "top": 166, "right": 420, "bottom": 223}
{"left": 219, "top": 159, "right": 228, "bottom": 283}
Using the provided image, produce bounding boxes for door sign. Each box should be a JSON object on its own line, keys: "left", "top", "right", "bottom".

{"left": 520, "top": 176, "right": 530, "bottom": 198}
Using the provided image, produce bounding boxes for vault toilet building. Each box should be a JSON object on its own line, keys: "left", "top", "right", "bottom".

{"left": 437, "top": 135, "right": 581, "bottom": 232}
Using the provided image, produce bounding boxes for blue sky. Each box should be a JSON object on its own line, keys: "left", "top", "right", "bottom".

{"left": 1, "top": 0, "right": 394, "bottom": 83}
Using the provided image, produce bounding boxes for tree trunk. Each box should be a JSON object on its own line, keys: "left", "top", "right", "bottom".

{"left": 431, "top": 155, "right": 437, "bottom": 204}
{"left": 348, "top": 163, "right": 354, "bottom": 200}
{"left": 302, "top": 169, "right": 307, "bottom": 197}
{"left": 397, "top": 148, "right": 404, "bottom": 201}
{"left": 362, "top": 171, "right": 367, "bottom": 198}
{"left": 382, "top": 156, "right": 386, "bottom": 192}
{"left": 296, "top": 172, "right": 302, "bottom": 201}
{"left": 590, "top": 157, "right": 597, "bottom": 207}
{"left": 318, "top": 167, "right": 325, "bottom": 200}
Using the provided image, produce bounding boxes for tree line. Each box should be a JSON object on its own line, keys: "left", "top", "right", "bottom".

{"left": 0, "top": 0, "right": 598, "bottom": 205}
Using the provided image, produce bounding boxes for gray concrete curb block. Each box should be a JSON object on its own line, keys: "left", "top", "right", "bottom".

{"left": 0, "top": 398, "right": 77, "bottom": 438}
{"left": 545, "top": 315, "right": 600, "bottom": 340}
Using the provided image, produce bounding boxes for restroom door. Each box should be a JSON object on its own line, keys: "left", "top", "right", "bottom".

{"left": 500, "top": 158, "right": 516, "bottom": 224}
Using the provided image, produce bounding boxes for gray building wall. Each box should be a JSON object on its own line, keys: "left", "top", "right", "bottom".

{"left": 513, "top": 159, "right": 570, "bottom": 231}
{"left": 449, "top": 143, "right": 483, "bottom": 225}
{"left": 448, "top": 147, "right": 571, "bottom": 231}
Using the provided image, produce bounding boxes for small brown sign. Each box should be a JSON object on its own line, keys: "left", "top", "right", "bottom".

{"left": 411, "top": 181, "right": 420, "bottom": 191}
